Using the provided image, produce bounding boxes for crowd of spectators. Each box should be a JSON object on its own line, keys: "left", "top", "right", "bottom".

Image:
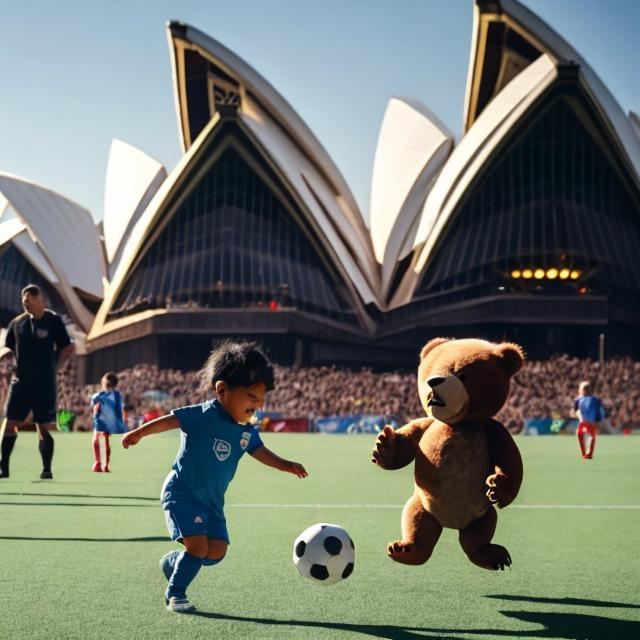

{"left": 1, "top": 353, "right": 639, "bottom": 432}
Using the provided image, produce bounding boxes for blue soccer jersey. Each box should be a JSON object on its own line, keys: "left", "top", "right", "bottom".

{"left": 91, "top": 390, "right": 128, "bottom": 434}
{"left": 162, "top": 399, "right": 263, "bottom": 512}
{"left": 574, "top": 395, "right": 605, "bottom": 424}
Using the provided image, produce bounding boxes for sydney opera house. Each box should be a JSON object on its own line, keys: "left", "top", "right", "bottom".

{"left": 1, "top": 0, "right": 640, "bottom": 381}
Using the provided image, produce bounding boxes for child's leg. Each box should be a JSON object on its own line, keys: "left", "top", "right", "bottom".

{"left": 161, "top": 539, "right": 225, "bottom": 578}
{"left": 577, "top": 422, "right": 596, "bottom": 459}
{"left": 0, "top": 420, "right": 19, "bottom": 478}
{"left": 586, "top": 423, "right": 597, "bottom": 458}
{"left": 203, "top": 538, "right": 228, "bottom": 566}
{"left": 204, "top": 514, "right": 229, "bottom": 566}
{"left": 160, "top": 550, "right": 181, "bottom": 579}
{"left": 92, "top": 431, "right": 102, "bottom": 471}
{"left": 103, "top": 434, "right": 111, "bottom": 471}
{"left": 577, "top": 422, "right": 588, "bottom": 457}
{"left": 166, "top": 535, "right": 206, "bottom": 600}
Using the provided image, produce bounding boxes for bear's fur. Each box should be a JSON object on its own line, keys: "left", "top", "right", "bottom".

{"left": 371, "top": 338, "right": 524, "bottom": 570}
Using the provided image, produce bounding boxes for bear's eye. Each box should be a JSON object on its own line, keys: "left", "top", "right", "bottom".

{"left": 455, "top": 372, "right": 468, "bottom": 383}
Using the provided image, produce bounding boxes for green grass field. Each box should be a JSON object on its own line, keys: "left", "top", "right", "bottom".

{"left": 0, "top": 432, "right": 638, "bottom": 640}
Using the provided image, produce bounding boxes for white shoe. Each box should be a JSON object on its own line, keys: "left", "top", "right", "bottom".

{"left": 165, "top": 597, "right": 196, "bottom": 613}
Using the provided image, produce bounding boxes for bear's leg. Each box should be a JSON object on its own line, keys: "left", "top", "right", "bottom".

{"left": 387, "top": 493, "right": 442, "bottom": 565}
{"left": 458, "top": 507, "right": 511, "bottom": 570}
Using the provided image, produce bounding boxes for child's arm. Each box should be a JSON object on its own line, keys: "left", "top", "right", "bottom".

{"left": 250, "top": 446, "right": 308, "bottom": 478}
{"left": 91, "top": 392, "right": 100, "bottom": 417}
{"left": 122, "top": 414, "right": 180, "bottom": 448}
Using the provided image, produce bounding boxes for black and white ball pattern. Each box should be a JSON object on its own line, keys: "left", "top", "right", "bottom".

{"left": 293, "top": 523, "right": 355, "bottom": 585}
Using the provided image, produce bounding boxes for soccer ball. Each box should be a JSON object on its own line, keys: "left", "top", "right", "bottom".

{"left": 292, "top": 523, "right": 355, "bottom": 585}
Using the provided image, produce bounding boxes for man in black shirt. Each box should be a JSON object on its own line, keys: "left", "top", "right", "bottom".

{"left": 0, "top": 284, "right": 74, "bottom": 479}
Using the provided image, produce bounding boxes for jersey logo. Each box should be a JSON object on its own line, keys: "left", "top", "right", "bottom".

{"left": 36, "top": 328, "right": 49, "bottom": 339}
{"left": 194, "top": 515, "right": 203, "bottom": 524}
{"left": 213, "top": 439, "right": 231, "bottom": 461}
{"left": 240, "top": 431, "right": 252, "bottom": 449}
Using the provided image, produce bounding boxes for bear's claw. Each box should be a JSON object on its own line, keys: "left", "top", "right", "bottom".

{"left": 469, "top": 544, "right": 512, "bottom": 570}
{"left": 387, "top": 539, "right": 431, "bottom": 565}
{"left": 372, "top": 426, "right": 398, "bottom": 467}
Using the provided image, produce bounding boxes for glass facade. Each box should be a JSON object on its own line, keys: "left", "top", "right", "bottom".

{"left": 415, "top": 91, "right": 640, "bottom": 309}
{"left": 109, "top": 145, "right": 357, "bottom": 323}
{"left": 0, "top": 243, "right": 68, "bottom": 326}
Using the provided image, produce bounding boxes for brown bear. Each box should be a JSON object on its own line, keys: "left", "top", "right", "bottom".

{"left": 371, "top": 337, "right": 524, "bottom": 570}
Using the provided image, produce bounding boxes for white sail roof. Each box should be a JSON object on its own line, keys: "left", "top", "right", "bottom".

{"left": 0, "top": 173, "right": 106, "bottom": 330}
{"left": 103, "top": 139, "right": 166, "bottom": 272}
{"left": 239, "top": 95, "right": 379, "bottom": 306}
{"left": 386, "top": 0, "right": 640, "bottom": 309}
{"left": 91, "top": 102, "right": 380, "bottom": 339}
{"left": 166, "top": 22, "right": 379, "bottom": 300}
{"left": 370, "top": 97, "right": 454, "bottom": 294}
{"left": 0, "top": 218, "right": 59, "bottom": 295}
{"left": 89, "top": 117, "right": 219, "bottom": 339}
{"left": 389, "top": 54, "right": 558, "bottom": 308}
{"left": 0, "top": 217, "right": 25, "bottom": 247}
{"left": 0, "top": 173, "right": 105, "bottom": 299}
{"left": 464, "top": 0, "right": 640, "bottom": 186}
{"left": 12, "top": 230, "right": 60, "bottom": 285}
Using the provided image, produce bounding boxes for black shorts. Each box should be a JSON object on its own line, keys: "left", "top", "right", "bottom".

{"left": 4, "top": 379, "right": 57, "bottom": 424}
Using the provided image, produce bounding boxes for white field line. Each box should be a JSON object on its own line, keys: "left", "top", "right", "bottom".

{"left": 227, "top": 503, "right": 640, "bottom": 510}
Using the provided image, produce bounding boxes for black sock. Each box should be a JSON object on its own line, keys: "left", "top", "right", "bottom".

{"left": 39, "top": 431, "right": 54, "bottom": 473}
{"left": 1, "top": 434, "right": 17, "bottom": 476}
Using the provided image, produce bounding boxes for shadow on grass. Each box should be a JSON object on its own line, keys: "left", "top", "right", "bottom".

{"left": 191, "top": 609, "right": 640, "bottom": 640}
{"left": 0, "top": 501, "right": 154, "bottom": 507}
{"left": 0, "top": 535, "right": 166, "bottom": 542}
{"left": 29, "top": 480, "right": 136, "bottom": 485}
{"left": 487, "top": 594, "right": 640, "bottom": 609}
{"left": 191, "top": 612, "right": 460, "bottom": 640}
{"left": 0, "top": 491, "right": 157, "bottom": 501}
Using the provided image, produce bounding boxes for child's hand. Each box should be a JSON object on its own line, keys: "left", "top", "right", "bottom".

{"left": 122, "top": 430, "right": 142, "bottom": 449}
{"left": 286, "top": 461, "right": 308, "bottom": 478}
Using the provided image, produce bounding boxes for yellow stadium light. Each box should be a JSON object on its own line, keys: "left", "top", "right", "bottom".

{"left": 559, "top": 268, "right": 570, "bottom": 280}
{"left": 522, "top": 269, "right": 533, "bottom": 279}
{"left": 570, "top": 270, "right": 581, "bottom": 280}
{"left": 534, "top": 268, "right": 545, "bottom": 279}
{"left": 511, "top": 270, "right": 522, "bottom": 279}
{"left": 546, "top": 268, "right": 558, "bottom": 279}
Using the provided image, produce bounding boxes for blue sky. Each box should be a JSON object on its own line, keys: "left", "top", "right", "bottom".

{"left": 0, "top": 0, "right": 638, "bottom": 224}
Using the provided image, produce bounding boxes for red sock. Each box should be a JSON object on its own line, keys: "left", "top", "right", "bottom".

{"left": 577, "top": 422, "right": 597, "bottom": 458}
{"left": 92, "top": 435, "right": 101, "bottom": 465}
{"left": 104, "top": 434, "right": 111, "bottom": 470}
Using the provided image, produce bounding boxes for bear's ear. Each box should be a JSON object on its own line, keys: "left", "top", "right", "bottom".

{"left": 497, "top": 342, "right": 525, "bottom": 376}
{"left": 420, "top": 338, "right": 450, "bottom": 361}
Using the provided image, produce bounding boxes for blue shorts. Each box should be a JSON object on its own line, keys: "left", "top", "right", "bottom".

{"left": 162, "top": 497, "right": 230, "bottom": 544}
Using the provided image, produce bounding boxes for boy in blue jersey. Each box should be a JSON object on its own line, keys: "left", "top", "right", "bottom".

{"left": 574, "top": 380, "right": 605, "bottom": 459}
{"left": 91, "top": 372, "right": 128, "bottom": 472}
{"left": 121, "top": 341, "right": 308, "bottom": 613}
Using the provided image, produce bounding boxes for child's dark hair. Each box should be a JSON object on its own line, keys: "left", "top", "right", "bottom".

{"left": 102, "top": 372, "right": 119, "bottom": 388}
{"left": 202, "top": 340, "right": 274, "bottom": 391}
{"left": 21, "top": 284, "right": 42, "bottom": 297}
